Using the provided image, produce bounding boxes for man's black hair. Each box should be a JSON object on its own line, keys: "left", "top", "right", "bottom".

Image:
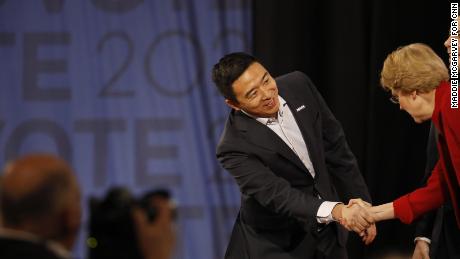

{"left": 211, "top": 52, "right": 257, "bottom": 103}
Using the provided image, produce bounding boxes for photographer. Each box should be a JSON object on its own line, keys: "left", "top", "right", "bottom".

{"left": 88, "top": 188, "right": 176, "bottom": 259}
{"left": 132, "top": 191, "right": 176, "bottom": 259}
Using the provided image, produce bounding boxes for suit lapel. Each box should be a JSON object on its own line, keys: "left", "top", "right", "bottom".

{"left": 233, "top": 111, "right": 310, "bottom": 174}
{"left": 279, "top": 88, "right": 322, "bottom": 178}
{"left": 279, "top": 83, "right": 338, "bottom": 199}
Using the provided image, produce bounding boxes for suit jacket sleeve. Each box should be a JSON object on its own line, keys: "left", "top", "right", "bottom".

{"left": 302, "top": 73, "right": 371, "bottom": 203}
{"left": 217, "top": 143, "right": 324, "bottom": 222}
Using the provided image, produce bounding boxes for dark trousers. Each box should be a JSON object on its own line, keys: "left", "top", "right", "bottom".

{"left": 313, "top": 224, "right": 348, "bottom": 259}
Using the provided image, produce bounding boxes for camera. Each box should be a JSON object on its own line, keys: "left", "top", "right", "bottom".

{"left": 87, "top": 187, "right": 170, "bottom": 259}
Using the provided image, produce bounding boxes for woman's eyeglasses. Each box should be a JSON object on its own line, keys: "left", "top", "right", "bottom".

{"left": 389, "top": 94, "right": 399, "bottom": 104}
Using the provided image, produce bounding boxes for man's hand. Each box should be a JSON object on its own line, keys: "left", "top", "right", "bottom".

{"left": 361, "top": 223, "right": 377, "bottom": 245}
{"left": 346, "top": 198, "right": 377, "bottom": 245}
{"left": 412, "top": 240, "right": 430, "bottom": 259}
{"left": 348, "top": 198, "right": 371, "bottom": 208}
{"left": 332, "top": 203, "right": 375, "bottom": 233}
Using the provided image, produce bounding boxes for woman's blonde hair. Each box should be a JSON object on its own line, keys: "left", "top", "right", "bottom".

{"left": 380, "top": 43, "right": 449, "bottom": 93}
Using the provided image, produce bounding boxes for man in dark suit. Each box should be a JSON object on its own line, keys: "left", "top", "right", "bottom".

{"left": 212, "top": 52, "right": 376, "bottom": 259}
{"left": 0, "top": 154, "right": 82, "bottom": 259}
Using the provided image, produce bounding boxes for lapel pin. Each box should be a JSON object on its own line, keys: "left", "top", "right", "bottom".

{"left": 296, "top": 105, "right": 306, "bottom": 112}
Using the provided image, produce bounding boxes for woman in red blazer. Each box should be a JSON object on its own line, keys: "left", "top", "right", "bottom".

{"left": 367, "top": 43, "right": 460, "bottom": 229}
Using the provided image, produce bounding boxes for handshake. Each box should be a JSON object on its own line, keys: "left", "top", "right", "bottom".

{"left": 330, "top": 199, "right": 394, "bottom": 245}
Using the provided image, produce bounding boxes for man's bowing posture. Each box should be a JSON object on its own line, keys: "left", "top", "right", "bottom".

{"left": 212, "top": 52, "right": 376, "bottom": 259}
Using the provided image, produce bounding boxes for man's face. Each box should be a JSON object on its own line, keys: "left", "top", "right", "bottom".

{"left": 226, "top": 62, "right": 280, "bottom": 118}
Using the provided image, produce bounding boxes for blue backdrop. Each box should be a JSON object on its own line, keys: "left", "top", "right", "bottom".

{"left": 0, "top": 1, "right": 251, "bottom": 258}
